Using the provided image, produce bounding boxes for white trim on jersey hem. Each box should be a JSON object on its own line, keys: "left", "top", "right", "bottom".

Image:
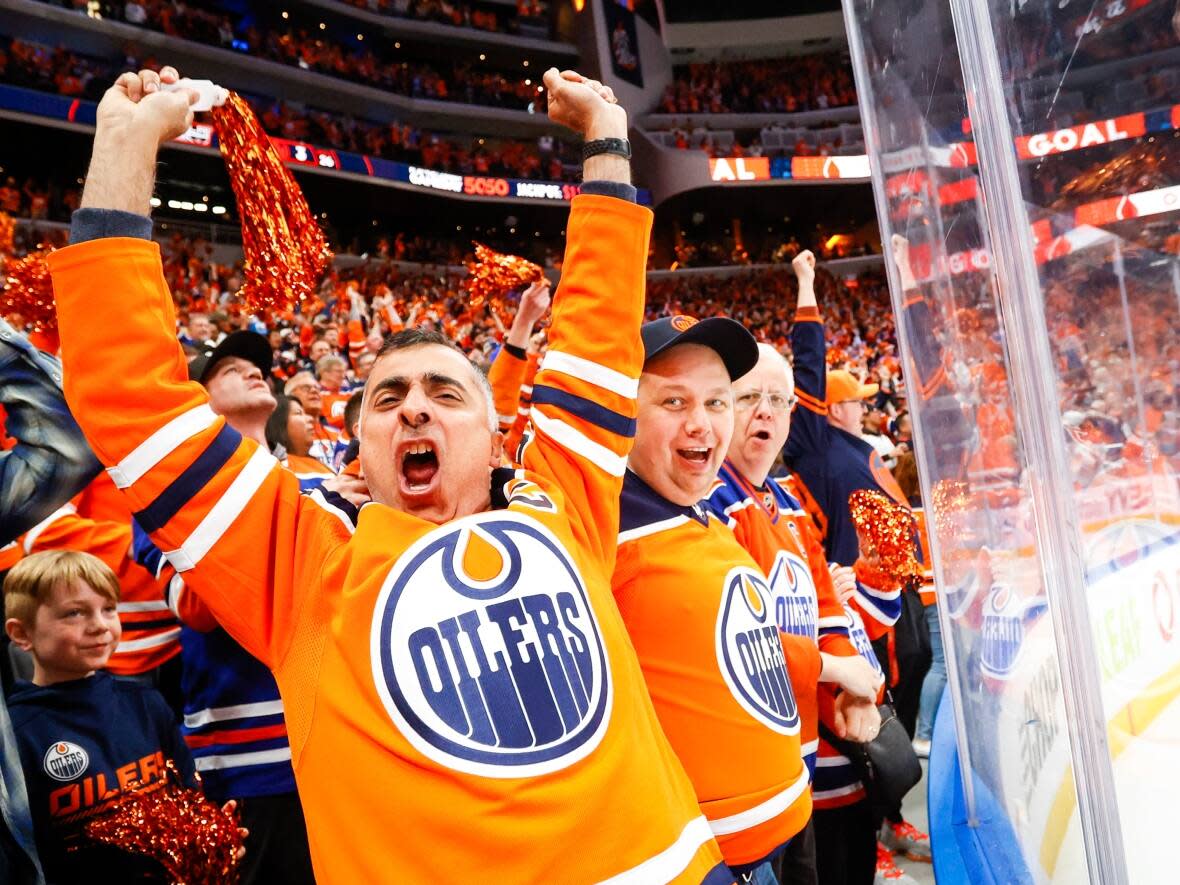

{"left": 812, "top": 783, "right": 862, "bottom": 801}
{"left": 529, "top": 407, "right": 627, "bottom": 476}
{"left": 541, "top": 350, "right": 639, "bottom": 399}
{"left": 21, "top": 503, "right": 76, "bottom": 553}
{"left": 801, "top": 739, "right": 819, "bottom": 757}
{"left": 817, "top": 615, "right": 852, "bottom": 629}
{"left": 107, "top": 404, "right": 217, "bottom": 489}
{"left": 117, "top": 600, "right": 172, "bottom": 613}
{"left": 617, "top": 514, "right": 691, "bottom": 545}
{"left": 185, "top": 699, "right": 285, "bottom": 728}
{"left": 164, "top": 447, "right": 277, "bottom": 572}
{"left": 707, "top": 768, "right": 811, "bottom": 837}
{"left": 594, "top": 816, "right": 714, "bottom": 885}
{"left": 814, "top": 755, "right": 852, "bottom": 768}
{"left": 115, "top": 628, "right": 181, "bottom": 653}
{"left": 194, "top": 747, "right": 292, "bottom": 771}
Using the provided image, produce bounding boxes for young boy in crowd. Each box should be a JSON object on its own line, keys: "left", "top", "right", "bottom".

{"left": 3, "top": 550, "right": 198, "bottom": 884}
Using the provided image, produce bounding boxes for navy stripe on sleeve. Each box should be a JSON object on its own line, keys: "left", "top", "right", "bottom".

{"left": 133, "top": 424, "right": 242, "bottom": 534}
{"left": 530, "top": 384, "right": 636, "bottom": 438}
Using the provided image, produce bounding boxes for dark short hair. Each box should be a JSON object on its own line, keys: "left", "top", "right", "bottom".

{"left": 265, "top": 394, "right": 296, "bottom": 452}
{"left": 375, "top": 327, "right": 463, "bottom": 360}
{"left": 370, "top": 328, "right": 496, "bottom": 431}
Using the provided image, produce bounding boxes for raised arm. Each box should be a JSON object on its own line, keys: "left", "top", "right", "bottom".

{"left": 487, "top": 280, "right": 550, "bottom": 436}
{"left": 48, "top": 68, "right": 342, "bottom": 667}
{"left": 0, "top": 320, "right": 102, "bottom": 542}
{"left": 518, "top": 69, "right": 649, "bottom": 563}
{"left": 784, "top": 250, "right": 829, "bottom": 461}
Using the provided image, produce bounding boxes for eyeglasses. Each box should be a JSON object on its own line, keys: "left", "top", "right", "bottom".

{"left": 735, "top": 390, "right": 797, "bottom": 413}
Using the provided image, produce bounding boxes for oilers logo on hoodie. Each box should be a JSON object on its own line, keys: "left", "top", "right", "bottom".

{"left": 371, "top": 512, "right": 612, "bottom": 778}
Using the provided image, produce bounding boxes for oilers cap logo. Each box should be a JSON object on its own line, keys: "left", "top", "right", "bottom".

{"left": 767, "top": 550, "right": 820, "bottom": 642}
{"left": 371, "top": 513, "right": 612, "bottom": 778}
{"left": 43, "top": 741, "right": 89, "bottom": 782}
{"left": 716, "top": 567, "right": 800, "bottom": 734}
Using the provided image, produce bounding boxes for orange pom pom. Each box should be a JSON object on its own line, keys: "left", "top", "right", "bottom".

{"left": 464, "top": 243, "right": 543, "bottom": 312}
{"left": 849, "top": 489, "right": 922, "bottom": 589}
{"left": 82, "top": 761, "right": 243, "bottom": 885}
{"left": 1, "top": 247, "right": 56, "bottom": 332}
{"left": 211, "top": 92, "right": 332, "bottom": 315}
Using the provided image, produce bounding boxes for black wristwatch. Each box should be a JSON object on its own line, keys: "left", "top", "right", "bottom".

{"left": 582, "top": 137, "right": 632, "bottom": 161}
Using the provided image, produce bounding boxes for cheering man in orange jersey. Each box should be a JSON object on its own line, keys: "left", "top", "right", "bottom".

{"left": 50, "top": 65, "right": 730, "bottom": 884}
{"left": 613, "top": 315, "right": 880, "bottom": 881}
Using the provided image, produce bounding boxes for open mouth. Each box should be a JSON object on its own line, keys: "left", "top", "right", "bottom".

{"left": 401, "top": 441, "right": 440, "bottom": 492}
{"left": 753, "top": 430, "right": 772, "bottom": 441}
{"left": 676, "top": 446, "right": 712, "bottom": 467}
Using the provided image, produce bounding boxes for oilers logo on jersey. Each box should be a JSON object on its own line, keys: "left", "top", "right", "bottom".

{"left": 766, "top": 550, "right": 820, "bottom": 643}
{"left": 716, "top": 567, "right": 800, "bottom": 734}
{"left": 370, "top": 513, "right": 613, "bottom": 778}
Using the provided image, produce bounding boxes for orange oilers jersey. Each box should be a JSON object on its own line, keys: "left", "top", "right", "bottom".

{"left": 19, "top": 505, "right": 181, "bottom": 675}
{"left": 73, "top": 470, "right": 132, "bottom": 525}
{"left": 51, "top": 195, "right": 730, "bottom": 885}
{"left": 704, "top": 461, "right": 858, "bottom": 769}
{"left": 614, "top": 471, "right": 819, "bottom": 871}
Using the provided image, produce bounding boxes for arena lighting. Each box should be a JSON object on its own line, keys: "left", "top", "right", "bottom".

{"left": 824, "top": 234, "right": 845, "bottom": 250}
{"left": 211, "top": 206, "right": 227, "bottom": 215}
{"left": 523, "top": 61, "right": 530, "bottom": 67}
{"left": 281, "top": 10, "right": 288, "bottom": 19}
{"left": 480, "top": 53, "right": 486, "bottom": 61}
{"left": 149, "top": 197, "right": 161, "bottom": 207}
{"left": 574, "top": 0, "right": 585, "bottom": 9}
{"left": 357, "top": 34, "right": 364, "bottom": 41}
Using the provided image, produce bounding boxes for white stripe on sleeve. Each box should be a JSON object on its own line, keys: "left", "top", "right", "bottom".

{"left": 107, "top": 404, "right": 218, "bottom": 489}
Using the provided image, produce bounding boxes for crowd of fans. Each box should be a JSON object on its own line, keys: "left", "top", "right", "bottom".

{"left": 341, "top": 0, "right": 550, "bottom": 36}
{"left": 667, "top": 230, "right": 877, "bottom": 268}
{"left": 0, "top": 37, "right": 579, "bottom": 183}
{"left": 659, "top": 53, "right": 858, "bottom": 115}
{"left": 36, "top": 0, "right": 543, "bottom": 110}
{"left": 249, "top": 96, "right": 579, "bottom": 182}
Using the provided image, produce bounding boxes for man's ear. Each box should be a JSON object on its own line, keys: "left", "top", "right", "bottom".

{"left": 5, "top": 617, "right": 33, "bottom": 651}
{"left": 488, "top": 430, "right": 506, "bottom": 468}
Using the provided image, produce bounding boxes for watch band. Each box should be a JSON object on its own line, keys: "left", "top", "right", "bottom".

{"left": 582, "top": 137, "right": 632, "bottom": 161}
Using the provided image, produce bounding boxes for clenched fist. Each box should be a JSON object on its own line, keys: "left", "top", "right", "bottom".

{"left": 96, "top": 66, "right": 198, "bottom": 148}
{"left": 543, "top": 68, "right": 626, "bottom": 140}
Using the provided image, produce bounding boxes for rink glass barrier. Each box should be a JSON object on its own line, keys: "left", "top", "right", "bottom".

{"left": 841, "top": 1, "right": 1180, "bottom": 882}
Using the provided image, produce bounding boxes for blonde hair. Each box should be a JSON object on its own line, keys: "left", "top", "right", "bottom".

{"left": 3, "top": 551, "right": 121, "bottom": 625}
